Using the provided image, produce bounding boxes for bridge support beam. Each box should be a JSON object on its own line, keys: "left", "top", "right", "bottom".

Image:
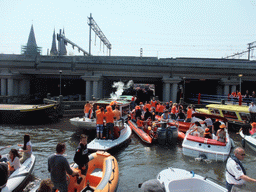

{"left": 81, "top": 74, "right": 103, "bottom": 101}
{"left": 221, "top": 78, "right": 240, "bottom": 96}
{"left": 162, "top": 77, "right": 181, "bottom": 103}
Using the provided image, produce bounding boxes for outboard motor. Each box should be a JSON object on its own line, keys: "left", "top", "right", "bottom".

{"left": 166, "top": 126, "right": 178, "bottom": 145}
{"left": 157, "top": 127, "right": 167, "bottom": 145}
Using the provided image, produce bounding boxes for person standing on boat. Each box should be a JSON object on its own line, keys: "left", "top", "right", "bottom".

{"left": 185, "top": 106, "right": 192, "bottom": 122}
{"left": 84, "top": 101, "right": 91, "bottom": 118}
{"left": 150, "top": 97, "right": 157, "bottom": 111}
{"left": 144, "top": 108, "right": 152, "bottom": 121}
{"left": 0, "top": 162, "right": 9, "bottom": 190}
{"left": 248, "top": 102, "right": 256, "bottom": 123}
{"left": 96, "top": 107, "right": 105, "bottom": 139}
{"left": 48, "top": 143, "right": 79, "bottom": 192}
{"left": 104, "top": 106, "right": 115, "bottom": 140}
{"left": 226, "top": 147, "right": 256, "bottom": 192}
{"left": 18, "top": 134, "right": 32, "bottom": 164}
{"left": 74, "top": 134, "right": 89, "bottom": 176}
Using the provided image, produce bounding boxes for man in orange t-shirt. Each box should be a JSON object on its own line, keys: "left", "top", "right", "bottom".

{"left": 186, "top": 106, "right": 192, "bottom": 122}
{"left": 104, "top": 106, "right": 115, "bottom": 140}
{"left": 96, "top": 107, "right": 104, "bottom": 139}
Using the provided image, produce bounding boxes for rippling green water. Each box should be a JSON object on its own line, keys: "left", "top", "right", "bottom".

{"left": 0, "top": 118, "right": 256, "bottom": 191}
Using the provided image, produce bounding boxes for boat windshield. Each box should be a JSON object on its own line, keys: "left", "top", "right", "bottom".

{"left": 209, "top": 108, "right": 220, "bottom": 115}
{"left": 239, "top": 112, "right": 250, "bottom": 121}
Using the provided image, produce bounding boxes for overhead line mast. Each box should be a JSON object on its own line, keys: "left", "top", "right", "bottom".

{"left": 88, "top": 13, "right": 112, "bottom": 56}
{"left": 225, "top": 41, "right": 256, "bottom": 60}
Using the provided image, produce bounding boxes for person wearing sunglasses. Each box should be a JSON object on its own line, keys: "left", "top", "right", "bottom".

{"left": 226, "top": 147, "right": 256, "bottom": 192}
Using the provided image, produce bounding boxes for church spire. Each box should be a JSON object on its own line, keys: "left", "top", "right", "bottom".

{"left": 50, "top": 28, "right": 58, "bottom": 55}
{"left": 22, "top": 24, "right": 41, "bottom": 55}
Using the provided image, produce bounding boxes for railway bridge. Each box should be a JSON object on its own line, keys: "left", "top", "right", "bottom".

{"left": 0, "top": 54, "right": 256, "bottom": 103}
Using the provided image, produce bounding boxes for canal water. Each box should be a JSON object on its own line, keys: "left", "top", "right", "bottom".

{"left": 0, "top": 117, "right": 256, "bottom": 191}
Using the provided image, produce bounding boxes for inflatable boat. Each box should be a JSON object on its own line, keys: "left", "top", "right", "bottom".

{"left": 2, "top": 154, "right": 36, "bottom": 192}
{"left": 88, "top": 121, "right": 132, "bottom": 151}
{"left": 156, "top": 167, "right": 227, "bottom": 192}
{"left": 31, "top": 151, "right": 118, "bottom": 192}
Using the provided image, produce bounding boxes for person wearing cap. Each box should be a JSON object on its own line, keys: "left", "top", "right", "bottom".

{"left": 203, "top": 128, "right": 212, "bottom": 139}
{"left": 226, "top": 147, "right": 256, "bottom": 192}
{"left": 248, "top": 102, "right": 256, "bottom": 123}
{"left": 216, "top": 124, "right": 226, "bottom": 142}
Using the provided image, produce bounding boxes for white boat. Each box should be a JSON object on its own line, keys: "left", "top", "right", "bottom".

{"left": 182, "top": 129, "right": 232, "bottom": 161}
{"left": 88, "top": 122, "right": 132, "bottom": 151}
{"left": 70, "top": 117, "right": 96, "bottom": 129}
{"left": 240, "top": 131, "right": 256, "bottom": 152}
{"left": 2, "top": 154, "right": 36, "bottom": 192}
{"left": 156, "top": 167, "right": 227, "bottom": 192}
{"left": 69, "top": 98, "right": 130, "bottom": 130}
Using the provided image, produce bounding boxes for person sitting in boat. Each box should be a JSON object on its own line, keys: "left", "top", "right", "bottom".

{"left": 204, "top": 117, "right": 213, "bottom": 131}
{"left": 8, "top": 149, "right": 21, "bottom": 173}
{"left": 204, "top": 128, "right": 212, "bottom": 139}
{"left": 18, "top": 134, "right": 32, "bottom": 164}
{"left": 216, "top": 124, "right": 226, "bottom": 143}
{"left": 239, "top": 120, "right": 251, "bottom": 135}
{"left": 144, "top": 108, "right": 152, "bottom": 121}
{"left": 0, "top": 162, "right": 9, "bottom": 189}
{"left": 189, "top": 121, "right": 204, "bottom": 137}
{"left": 213, "top": 119, "right": 221, "bottom": 135}
{"left": 36, "top": 178, "right": 54, "bottom": 192}
{"left": 176, "top": 109, "right": 186, "bottom": 122}
{"left": 96, "top": 107, "right": 105, "bottom": 139}
{"left": 137, "top": 116, "right": 145, "bottom": 129}
{"left": 135, "top": 105, "right": 142, "bottom": 120}
{"left": 161, "top": 110, "right": 170, "bottom": 129}
{"left": 250, "top": 122, "right": 256, "bottom": 135}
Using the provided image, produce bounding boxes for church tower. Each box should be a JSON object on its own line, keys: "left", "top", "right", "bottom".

{"left": 21, "top": 24, "right": 41, "bottom": 55}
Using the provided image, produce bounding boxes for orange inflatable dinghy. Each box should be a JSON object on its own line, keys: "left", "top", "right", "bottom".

{"left": 68, "top": 151, "right": 119, "bottom": 192}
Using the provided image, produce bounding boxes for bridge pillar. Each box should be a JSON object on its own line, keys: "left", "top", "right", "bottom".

{"left": 7, "top": 78, "right": 14, "bottom": 96}
{"left": 162, "top": 77, "right": 181, "bottom": 102}
{"left": 19, "top": 79, "right": 30, "bottom": 95}
{"left": 81, "top": 74, "right": 103, "bottom": 101}
{"left": 1, "top": 79, "right": 7, "bottom": 96}
{"left": 221, "top": 78, "right": 239, "bottom": 96}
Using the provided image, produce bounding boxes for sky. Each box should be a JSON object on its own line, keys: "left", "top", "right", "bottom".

{"left": 1, "top": 0, "right": 256, "bottom": 59}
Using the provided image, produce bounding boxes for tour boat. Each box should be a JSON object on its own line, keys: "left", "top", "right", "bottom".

{"left": 31, "top": 151, "right": 118, "bottom": 192}
{"left": 182, "top": 129, "right": 232, "bottom": 161}
{"left": 196, "top": 104, "right": 250, "bottom": 132}
{"left": 239, "top": 130, "right": 256, "bottom": 152}
{"left": 2, "top": 154, "right": 36, "bottom": 192}
{"left": 156, "top": 167, "right": 227, "bottom": 192}
{"left": 0, "top": 103, "right": 58, "bottom": 123}
{"left": 69, "top": 98, "right": 130, "bottom": 129}
{"left": 87, "top": 121, "right": 132, "bottom": 151}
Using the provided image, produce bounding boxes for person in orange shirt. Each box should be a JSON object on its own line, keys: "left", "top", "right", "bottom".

{"left": 84, "top": 101, "right": 91, "bottom": 118}
{"left": 104, "top": 106, "right": 115, "bottom": 140}
{"left": 151, "top": 97, "right": 157, "bottom": 111}
{"left": 158, "top": 103, "right": 165, "bottom": 116}
{"left": 171, "top": 104, "right": 177, "bottom": 120}
{"left": 96, "top": 107, "right": 104, "bottom": 139}
{"left": 186, "top": 106, "right": 192, "bottom": 122}
{"left": 144, "top": 101, "right": 152, "bottom": 112}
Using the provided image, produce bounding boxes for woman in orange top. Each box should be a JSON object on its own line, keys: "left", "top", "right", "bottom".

{"left": 96, "top": 107, "right": 104, "bottom": 139}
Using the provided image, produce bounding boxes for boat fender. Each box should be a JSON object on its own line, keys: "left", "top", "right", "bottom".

{"left": 190, "top": 171, "right": 195, "bottom": 177}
